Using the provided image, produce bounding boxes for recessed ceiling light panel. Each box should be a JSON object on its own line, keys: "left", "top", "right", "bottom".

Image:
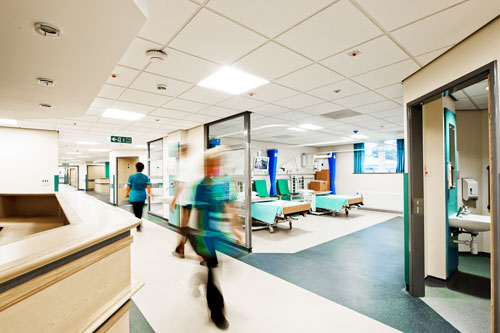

{"left": 102, "top": 108, "right": 145, "bottom": 121}
{"left": 0, "top": 118, "right": 17, "bottom": 125}
{"left": 287, "top": 127, "right": 307, "bottom": 132}
{"left": 198, "top": 67, "right": 269, "bottom": 95}
{"left": 299, "top": 124, "right": 323, "bottom": 130}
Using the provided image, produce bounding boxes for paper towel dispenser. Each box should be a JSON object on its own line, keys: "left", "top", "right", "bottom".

{"left": 462, "top": 177, "right": 478, "bottom": 201}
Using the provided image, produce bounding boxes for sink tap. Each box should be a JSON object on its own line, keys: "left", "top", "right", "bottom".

{"left": 461, "top": 205, "right": 470, "bottom": 216}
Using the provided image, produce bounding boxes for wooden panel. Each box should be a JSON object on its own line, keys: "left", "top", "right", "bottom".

{"left": 283, "top": 203, "right": 310, "bottom": 215}
{"left": 88, "top": 165, "right": 106, "bottom": 179}
{"left": 95, "top": 300, "right": 131, "bottom": 333}
{"left": 0, "top": 246, "right": 131, "bottom": 332}
{"left": 0, "top": 195, "right": 60, "bottom": 218}
{"left": 117, "top": 157, "right": 138, "bottom": 203}
{"left": 315, "top": 170, "right": 330, "bottom": 190}
{"left": 0, "top": 217, "right": 64, "bottom": 246}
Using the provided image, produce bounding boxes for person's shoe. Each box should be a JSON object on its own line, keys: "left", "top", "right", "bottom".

{"left": 136, "top": 223, "right": 143, "bottom": 232}
{"left": 211, "top": 314, "right": 229, "bottom": 330}
{"left": 171, "top": 250, "right": 185, "bottom": 259}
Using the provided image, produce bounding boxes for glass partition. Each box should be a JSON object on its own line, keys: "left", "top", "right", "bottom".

{"left": 148, "top": 138, "right": 164, "bottom": 217}
{"left": 206, "top": 112, "right": 251, "bottom": 249}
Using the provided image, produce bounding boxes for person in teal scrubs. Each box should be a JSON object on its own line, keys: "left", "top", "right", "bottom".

{"left": 126, "top": 162, "right": 153, "bottom": 231}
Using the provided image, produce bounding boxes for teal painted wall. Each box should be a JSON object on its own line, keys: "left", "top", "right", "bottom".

{"left": 404, "top": 173, "right": 409, "bottom": 285}
{"left": 444, "top": 108, "right": 459, "bottom": 276}
{"left": 105, "top": 162, "right": 110, "bottom": 178}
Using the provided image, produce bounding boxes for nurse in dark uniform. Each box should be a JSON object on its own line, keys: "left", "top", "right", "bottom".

{"left": 125, "top": 162, "right": 153, "bottom": 231}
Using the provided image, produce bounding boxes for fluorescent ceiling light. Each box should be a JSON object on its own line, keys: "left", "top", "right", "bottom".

{"left": 102, "top": 108, "right": 145, "bottom": 121}
{"left": 0, "top": 118, "right": 18, "bottom": 125}
{"left": 350, "top": 134, "right": 369, "bottom": 139}
{"left": 66, "top": 152, "right": 82, "bottom": 155}
{"left": 76, "top": 141, "right": 98, "bottom": 145}
{"left": 198, "top": 66, "right": 269, "bottom": 94}
{"left": 252, "top": 124, "right": 288, "bottom": 131}
{"left": 299, "top": 124, "right": 323, "bottom": 130}
{"left": 295, "top": 137, "right": 352, "bottom": 147}
{"left": 88, "top": 148, "right": 110, "bottom": 152}
{"left": 288, "top": 127, "right": 307, "bottom": 132}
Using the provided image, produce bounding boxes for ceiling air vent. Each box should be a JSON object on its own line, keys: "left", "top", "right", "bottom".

{"left": 322, "top": 109, "right": 362, "bottom": 119}
{"left": 34, "top": 22, "right": 60, "bottom": 38}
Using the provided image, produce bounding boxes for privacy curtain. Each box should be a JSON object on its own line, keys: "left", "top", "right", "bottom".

{"left": 267, "top": 149, "right": 278, "bottom": 196}
{"left": 328, "top": 153, "right": 336, "bottom": 194}
{"left": 353, "top": 143, "right": 364, "bottom": 174}
{"left": 396, "top": 139, "right": 405, "bottom": 173}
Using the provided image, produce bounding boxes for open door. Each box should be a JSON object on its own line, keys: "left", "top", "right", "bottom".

{"left": 117, "top": 157, "right": 139, "bottom": 205}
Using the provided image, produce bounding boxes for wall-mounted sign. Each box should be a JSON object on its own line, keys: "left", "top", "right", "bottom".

{"left": 111, "top": 136, "right": 132, "bottom": 144}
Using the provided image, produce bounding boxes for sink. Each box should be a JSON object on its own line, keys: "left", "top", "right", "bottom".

{"left": 449, "top": 214, "right": 491, "bottom": 232}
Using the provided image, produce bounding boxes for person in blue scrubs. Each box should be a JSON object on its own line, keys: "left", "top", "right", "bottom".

{"left": 125, "top": 162, "right": 153, "bottom": 231}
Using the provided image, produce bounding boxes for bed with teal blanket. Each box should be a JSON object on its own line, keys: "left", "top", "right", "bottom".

{"left": 311, "top": 194, "right": 363, "bottom": 215}
{"left": 251, "top": 199, "right": 310, "bottom": 233}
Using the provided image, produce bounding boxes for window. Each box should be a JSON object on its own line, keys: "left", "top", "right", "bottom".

{"left": 354, "top": 139, "right": 403, "bottom": 173}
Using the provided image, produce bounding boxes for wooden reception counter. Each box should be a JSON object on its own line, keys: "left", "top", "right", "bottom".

{"left": 0, "top": 192, "right": 143, "bottom": 332}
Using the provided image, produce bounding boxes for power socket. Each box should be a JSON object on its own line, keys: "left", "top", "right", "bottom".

{"left": 41, "top": 179, "right": 50, "bottom": 186}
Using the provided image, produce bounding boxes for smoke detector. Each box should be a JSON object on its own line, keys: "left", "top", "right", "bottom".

{"left": 333, "top": 89, "right": 341, "bottom": 94}
{"left": 157, "top": 84, "right": 167, "bottom": 92}
{"left": 347, "top": 49, "right": 361, "bottom": 57}
{"left": 34, "top": 22, "right": 60, "bottom": 39}
{"left": 146, "top": 49, "right": 167, "bottom": 62}
{"left": 39, "top": 103, "right": 52, "bottom": 110}
{"left": 37, "top": 78, "right": 55, "bottom": 87}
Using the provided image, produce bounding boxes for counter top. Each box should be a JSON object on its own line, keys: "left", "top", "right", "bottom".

{"left": 0, "top": 192, "right": 140, "bottom": 285}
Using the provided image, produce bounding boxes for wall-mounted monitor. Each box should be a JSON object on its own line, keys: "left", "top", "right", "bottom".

{"left": 253, "top": 156, "right": 269, "bottom": 175}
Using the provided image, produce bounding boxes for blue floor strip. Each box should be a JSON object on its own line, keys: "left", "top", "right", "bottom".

{"left": 238, "top": 217, "right": 458, "bottom": 332}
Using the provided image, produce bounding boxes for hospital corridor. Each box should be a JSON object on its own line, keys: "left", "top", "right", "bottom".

{"left": 1, "top": 1, "right": 500, "bottom": 332}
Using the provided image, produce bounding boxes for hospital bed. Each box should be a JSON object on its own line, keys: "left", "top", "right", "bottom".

{"left": 301, "top": 190, "right": 363, "bottom": 216}
{"left": 250, "top": 180, "right": 310, "bottom": 233}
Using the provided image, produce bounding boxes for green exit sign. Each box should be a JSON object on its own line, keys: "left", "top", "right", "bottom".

{"left": 62, "top": 163, "right": 69, "bottom": 166}
{"left": 111, "top": 136, "right": 132, "bottom": 144}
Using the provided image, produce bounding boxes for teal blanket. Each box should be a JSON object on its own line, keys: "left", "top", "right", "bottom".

{"left": 316, "top": 195, "right": 348, "bottom": 211}
{"left": 252, "top": 200, "right": 307, "bottom": 224}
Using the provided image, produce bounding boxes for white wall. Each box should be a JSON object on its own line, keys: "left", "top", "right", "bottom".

{"left": 108, "top": 149, "right": 147, "bottom": 204}
{"left": 456, "top": 109, "right": 491, "bottom": 253}
{"left": 0, "top": 127, "right": 58, "bottom": 193}
{"left": 328, "top": 144, "right": 404, "bottom": 212}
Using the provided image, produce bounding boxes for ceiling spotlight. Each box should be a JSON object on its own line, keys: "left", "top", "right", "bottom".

{"left": 34, "top": 22, "right": 60, "bottom": 38}
{"left": 347, "top": 49, "right": 361, "bottom": 57}
{"left": 157, "top": 84, "right": 167, "bottom": 92}
{"left": 333, "top": 89, "right": 341, "bottom": 94}
{"left": 146, "top": 49, "right": 167, "bottom": 62}
{"left": 39, "top": 103, "right": 52, "bottom": 110}
{"left": 37, "top": 78, "right": 55, "bottom": 87}
{"left": 485, "top": 86, "right": 489, "bottom": 91}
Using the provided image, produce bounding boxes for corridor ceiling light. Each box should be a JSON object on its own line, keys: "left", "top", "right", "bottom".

{"left": 294, "top": 137, "right": 352, "bottom": 147}
{"left": 299, "top": 124, "right": 323, "bottom": 130}
{"left": 89, "top": 148, "right": 110, "bottom": 152}
{"left": 66, "top": 152, "right": 82, "bottom": 155}
{"left": 288, "top": 127, "right": 307, "bottom": 132}
{"left": 350, "top": 133, "right": 369, "bottom": 139}
{"left": 198, "top": 66, "right": 269, "bottom": 95}
{"left": 102, "top": 109, "right": 145, "bottom": 121}
{"left": 252, "top": 124, "right": 288, "bottom": 131}
{"left": 0, "top": 118, "right": 18, "bottom": 125}
{"left": 76, "top": 141, "right": 98, "bottom": 145}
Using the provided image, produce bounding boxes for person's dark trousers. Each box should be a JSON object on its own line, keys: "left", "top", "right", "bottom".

{"left": 207, "top": 267, "right": 225, "bottom": 324}
{"left": 131, "top": 202, "right": 145, "bottom": 219}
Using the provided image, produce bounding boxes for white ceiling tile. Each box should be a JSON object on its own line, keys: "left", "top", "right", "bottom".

{"left": 172, "top": 119, "right": 202, "bottom": 129}
{"left": 392, "top": 97, "right": 403, "bottom": 105}
{"left": 276, "top": 0, "right": 382, "bottom": 60}
{"left": 274, "top": 94, "right": 324, "bottom": 109}
{"left": 351, "top": 59, "right": 419, "bottom": 89}
{"left": 320, "top": 36, "right": 409, "bottom": 77}
{"left": 463, "top": 81, "right": 489, "bottom": 97}
{"left": 371, "top": 108, "right": 404, "bottom": 118}
{"left": 162, "top": 98, "right": 209, "bottom": 112}
{"left": 118, "top": 38, "right": 163, "bottom": 70}
{"left": 130, "top": 72, "right": 193, "bottom": 97}
{"left": 340, "top": 114, "right": 378, "bottom": 124}
{"left": 137, "top": 0, "right": 199, "bottom": 44}
{"left": 391, "top": 0, "right": 500, "bottom": 56}
{"left": 106, "top": 65, "right": 140, "bottom": 87}
{"left": 217, "top": 96, "right": 265, "bottom": 111}
{"left": 198, "top": 106, "right": 241, "bottom": 117}
{"left": 97, "top": 84, "right": 125, "bottom": 99}
{"left": 184, "top": 113, "right": 220, "bottom": 123}
{"left": 118, "top": 89, "right": 172, "bottom": 106}
{"left": 374, "top": 83, "right": 403, "bottom": 99}
{"left": 451, "top": 91, "right": 466, "bottom": 99}
{"left": 333, "top": 91, "right": 386, "bottom": 108}
{"left": 308, "top": 79, "right": 367, "bottom": 101}
{"left": 352, "top": 100, "right": 401, "bottom": 114}
{"left": 356, "top": 0, "right": 462, "bottom": 31}
{"left": 415, "top": 45, "right": 453, "bottom": 66}
{"left": 151, "top": 108, "right": 192, "bottom": 119}
{"left": 250, "top": 84, "right": 298, "bottom": 103}
{"left": 275, "top": 64, "right": 344, "bottom": 92}
{"left": 169, "top": 9, "right": 266, "bottom": 64}
{"left": 299, "top": 102, "right": 345, "bottom": 115}
{"left": 234, "top": 42, "right": 312, "bottom": 80}
{"left": 455, "top": 98, "right": 476, "bottom": 110}
{"left": 178, "top": 86, "right": 232, "bottom": 104}
{"left": 146, "top": 47, "right": 221, "bottom": 84}
{"left": 272, "top": 111, "right": 311, "bottom": 121}
{"left": 251, "top": 104, "right": 291, "bottom": 117}
{"left": 207, "top": 0, "right": 334, "bottom": 37}
{"left": 110, "top": 100, "right": 156, "bottom": 114}
{"left": 384, "top": 115, "right": 404, "bottom": 123}
{"left": 90, "top": 97, "right": 114, "bottom": 109}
